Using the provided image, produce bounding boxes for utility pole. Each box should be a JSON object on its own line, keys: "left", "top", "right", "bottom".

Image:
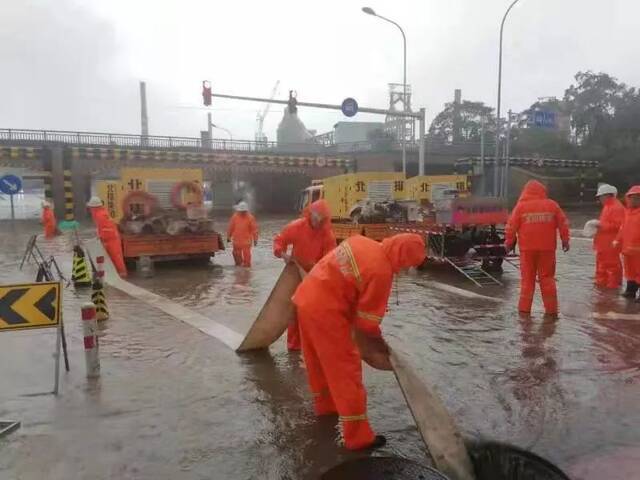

{"left": 504, "top": 109, "right": 512, "bottom": 200}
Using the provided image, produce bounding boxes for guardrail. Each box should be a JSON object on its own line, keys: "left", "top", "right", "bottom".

{"left": 0, "top": 128, "right": 493, "bottom": 156}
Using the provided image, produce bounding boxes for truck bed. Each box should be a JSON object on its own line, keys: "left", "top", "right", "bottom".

{"left": 121, "top": 233, "right": 224, "bottom": 260}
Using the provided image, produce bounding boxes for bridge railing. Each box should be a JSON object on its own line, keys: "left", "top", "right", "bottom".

{"left": 0, "top": 127, "right": 495, "bottom": 156}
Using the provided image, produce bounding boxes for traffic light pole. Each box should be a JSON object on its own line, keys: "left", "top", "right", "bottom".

{"left": 207, "top": 91, "right": 426, "bottom": 174}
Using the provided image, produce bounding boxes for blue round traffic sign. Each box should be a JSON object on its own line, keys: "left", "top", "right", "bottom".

{"left": 0, "top": 174, "right": 22, "bottom": 195}
{"left": 341, "top": 97, "right": 359, "bottom": 117}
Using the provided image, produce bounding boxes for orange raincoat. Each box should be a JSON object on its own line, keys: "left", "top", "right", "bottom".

{"left": 41, "top": 205, "right": 58, "bottom": 238}
{"left": 505, "top": 180, "right": 570, "bottom": 314}
{"left": 90, "top": 206, "right": 127, "bottom": 277}
{"left": 616, "top": 186, "right": 640, "bottom": 284}
{"left": 292, "top": 234, "right": 426, "bottom": 450}
{"left": 273, "top": 200, "right": 337, "bottom": 350}
{"left": 594, "top": 196, "right": 625, "bottom": 288}
{"left": 227, "top": 212, "right": 259, "bottom": 267}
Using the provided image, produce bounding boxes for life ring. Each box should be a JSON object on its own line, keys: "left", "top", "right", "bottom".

{"left": 171, "top": 181, "right": 203, "bottom": 209}
{"left": 121, "top": 190, "right": 158, "bottom": 218}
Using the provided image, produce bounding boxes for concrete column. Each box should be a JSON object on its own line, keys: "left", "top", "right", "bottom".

{"left": 71, "top": 154, "right": 91, "bottom": 220}
{"left": 50, "top": 146, "right": 66, "bottom": 220}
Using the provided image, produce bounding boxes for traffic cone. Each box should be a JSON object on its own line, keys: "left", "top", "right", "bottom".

{"left": 91, "top": 279, "right": 109, "bottom": 321}
{"left": 72, "top": 246, "right": 92, "bottom": 288}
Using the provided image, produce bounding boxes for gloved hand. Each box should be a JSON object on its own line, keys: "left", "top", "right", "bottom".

{"left": 353, "top": 330, "right": 392, "bottom": 371}
{"left": 281, "top": 253, "right": 292, "bottom": 264}
{"left": 612, "top": 240, "right": 620, "bottom": 249}
{"left": 562, "top": 241, "right": 570, "bottom": 252}
{"left": 504, "top": 242, "right": 514, "bottom": 253}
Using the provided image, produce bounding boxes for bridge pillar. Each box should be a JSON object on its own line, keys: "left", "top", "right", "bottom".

{"left": 71, "top": 155, "right": 91, "bottom": 220}
{"left": 50, "top": 146, "right": 66, "bottom": 221}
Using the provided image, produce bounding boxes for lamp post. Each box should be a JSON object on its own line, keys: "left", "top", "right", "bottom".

{"left": 493, "top": 0, "right": 522, "bottom": 197}
{"left": 362, "top": 7, "right": 408, "bottom": 175}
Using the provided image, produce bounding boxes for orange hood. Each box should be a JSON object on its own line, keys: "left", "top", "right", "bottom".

{"left": 381, "top": 233, "right": 426, "bottom": 273}
{"left": 304, "top": 199, "right": 332, "bottom": 227}
{"left": 518, "top": 180, "right": 548, "bottom": 202}
{"left": 625, "top": 185, "right": 640, "bottom": 207}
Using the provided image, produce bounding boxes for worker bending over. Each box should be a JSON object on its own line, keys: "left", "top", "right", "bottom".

{"left": 227, "top": 201, "right": 259, "bottom": 267}
{"left": 292, "top": 233, "right": 426, "bottom": 450}
{"left": 593, "top": 184, "right": 625, "bottom": 289}
{"left": 615, "top": 185, "right": 640, "bottom": 301}
{"left": 87, "top": 196, "right": 127, "bottom": 277}
{"left": 505, "top": 180, "right": 570, "bottom": 316}
{"left": 273, "top": 199, "right": 337, "bottom": 350}
{"left": 41, "top": 201, "right": 58, "bottom": 238}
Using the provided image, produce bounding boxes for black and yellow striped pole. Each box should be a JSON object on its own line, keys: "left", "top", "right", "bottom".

{"left": 58, "top": 155, "right": 79, "bottom": 230}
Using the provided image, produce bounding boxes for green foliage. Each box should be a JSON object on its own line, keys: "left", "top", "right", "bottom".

{"left": 429, "top": 100, "right": 495, "bottom": 143}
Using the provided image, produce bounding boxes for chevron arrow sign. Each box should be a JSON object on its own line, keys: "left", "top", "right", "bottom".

{"left": 0, "top": 282, "right": 61, "bottom": 332}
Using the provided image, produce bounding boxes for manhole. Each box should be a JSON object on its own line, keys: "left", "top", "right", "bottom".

{"left": 321, "top": 456, "right": 450, "bottom": 480}
{"left": 0, "top": 421, "right": 21, "bottom": 438}
{"left": 468, "top": 441, "right": 570, "bottom": 480}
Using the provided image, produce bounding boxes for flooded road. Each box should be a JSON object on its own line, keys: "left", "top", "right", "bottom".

{"left": 1, "top": 212, "right": 639, "bottom": 479}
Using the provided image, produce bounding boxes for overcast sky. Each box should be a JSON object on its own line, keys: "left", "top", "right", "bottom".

{"left": 1, "top": 0, "right": 638, "bottom": 142}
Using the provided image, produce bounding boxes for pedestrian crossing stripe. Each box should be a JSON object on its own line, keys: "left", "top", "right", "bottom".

{"left": 0, "top": 282, "right": 61, "bottom": 332}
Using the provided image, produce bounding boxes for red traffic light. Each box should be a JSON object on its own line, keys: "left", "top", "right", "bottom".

{"left": 202, "top": 80, "right": 212, "bottom": 106}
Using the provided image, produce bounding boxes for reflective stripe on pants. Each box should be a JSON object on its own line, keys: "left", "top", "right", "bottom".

{"left": 297, "top": 306, "right": 375, "bottom": 450}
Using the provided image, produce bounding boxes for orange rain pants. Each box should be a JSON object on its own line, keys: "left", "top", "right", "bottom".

{"left": 41, "top": 206, "right": 58, "bottom": 238}
{"left": 518, "top": 251, "right": 558, "bottom": 314}
{"left": 506, "top": 180, "right": 569, "bottom": 315}
{"left": 616, "top": 187, "right": 640, "bottom": 283}
{"left": 90, "top": 206, "right": 127, "bottom": 277}
{"left": 227, "top": 212, "right": 258, "bottom": 267}
{"left": 273, "top": 199, "right": 336, "bottom": 350}
{"left": 292, "top": 234, "right": 426, "bottom": 450}
{"left": 594, "top": 196, "right": 625, "bottom": 288}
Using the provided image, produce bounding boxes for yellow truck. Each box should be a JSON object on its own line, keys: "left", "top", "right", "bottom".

{"left": 95, "top": 168, "right": 223, "bottom": 270}
{"left": 298, "top": 172, "right": 470, "bottom": 222}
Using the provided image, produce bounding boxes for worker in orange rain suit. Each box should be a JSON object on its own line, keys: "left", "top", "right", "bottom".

{"left": 505, "top": 180, "right": 570, "bottom": 315}
{"left": 614, "top": 185, "right": 640, "bottom": 302}
{"left": 593, "top": 184, "right": 625, "bottom": 289}
{"left": 273, "top": 199, "right": 337, "bottom": 351}
{"left": 292, "top": 233, "right": 426, "bottom": 451}
{"left": 87, "top": 196, "right": 127, "bottom": 277}
{"left": 227, "top": 201, "right": 259, "bottom": 267}
{"left": 41, "top": 201, "right": 58, "bottom": 238}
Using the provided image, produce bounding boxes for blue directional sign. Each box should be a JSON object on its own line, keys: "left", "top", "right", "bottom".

{"left": 529, "top": 110, "right": 557, "bottom": 128}
{"left": 0, "top": 174, "right": 22, "bottom": 195}
{"left": 341, "top": 97, "right": 359, "bottom": 117}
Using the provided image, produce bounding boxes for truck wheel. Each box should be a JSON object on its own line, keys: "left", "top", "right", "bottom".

{"left": 482, "top": 258, "right": 503, "bottom": 272}
{"left": 137, "top": 256, "right": 154, "bottom": 277}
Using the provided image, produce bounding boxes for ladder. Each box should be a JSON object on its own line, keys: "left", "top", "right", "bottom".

{"left": 503, "top": 254, "right": 521, "bottom": 270}
{"left": 445, "top": 257, "right": 502, "bottom": 287}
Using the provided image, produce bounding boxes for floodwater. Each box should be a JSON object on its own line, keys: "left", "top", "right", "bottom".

{"left": 0, "top": 199, "right": 639, "bottom": 479}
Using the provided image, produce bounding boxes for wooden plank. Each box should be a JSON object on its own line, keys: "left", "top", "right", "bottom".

{"left": 390, "top": 348, "right": 476, "bottom": 480}
{"left": 236, "top": 262, "right": 302, "bottom": 352}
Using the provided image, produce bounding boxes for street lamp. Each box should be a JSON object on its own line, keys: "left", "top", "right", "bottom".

{"left": 211, "top": 122, "right": 233, "bottom": 140}
{"left": 493, "top": 0, "right": 522, "bottom": 198}
{"left": 362, "top": 6, "right": 408, "bottom": 175}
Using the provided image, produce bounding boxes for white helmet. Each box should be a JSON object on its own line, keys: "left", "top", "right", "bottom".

{"left": 86, "top": 196, "right": 103, "bottom": 208}
{"left": 235, "top": 201, "right": 249, "bottom": 212}
{"left": 596, "top": 184, "right": 617, "bottom": 197}
{"left": 41, "top": 200, "right": 51, "bottom": 208}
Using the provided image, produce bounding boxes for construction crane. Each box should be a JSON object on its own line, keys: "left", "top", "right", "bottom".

{"left": 255, "top": 80, "right": 280, "bottom": 144}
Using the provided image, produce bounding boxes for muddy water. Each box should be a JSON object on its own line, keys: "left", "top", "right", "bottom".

{"left": 1, "top": 213, "right": 639, "bottom": 479}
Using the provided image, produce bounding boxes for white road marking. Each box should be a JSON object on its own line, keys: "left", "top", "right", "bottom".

{"left": 88, "top": 239, "right": 243, "bottom": 351}
{"left": 419, "top": 280, "right": 504, "bottom": 303}
{"left": 593, "top": 311, "right": 640, "bottom": 321}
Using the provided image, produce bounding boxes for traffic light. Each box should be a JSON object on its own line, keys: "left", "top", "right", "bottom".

{"left": 202, "top": 80, "right": 212, "bottom": 106}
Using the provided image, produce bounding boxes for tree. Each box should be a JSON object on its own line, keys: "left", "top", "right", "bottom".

{"left": 429, "top": 100, "right": 495, "bottom": 144}
{"left": 563, "top": 71, "right": 629, "bottom": 144}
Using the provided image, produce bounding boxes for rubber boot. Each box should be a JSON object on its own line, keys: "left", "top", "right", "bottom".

{"left": 364, "top": 435, "right": 387, "bottom": 450}
{"left": 622, "top": 281, "right": 639, "bottom": 298}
